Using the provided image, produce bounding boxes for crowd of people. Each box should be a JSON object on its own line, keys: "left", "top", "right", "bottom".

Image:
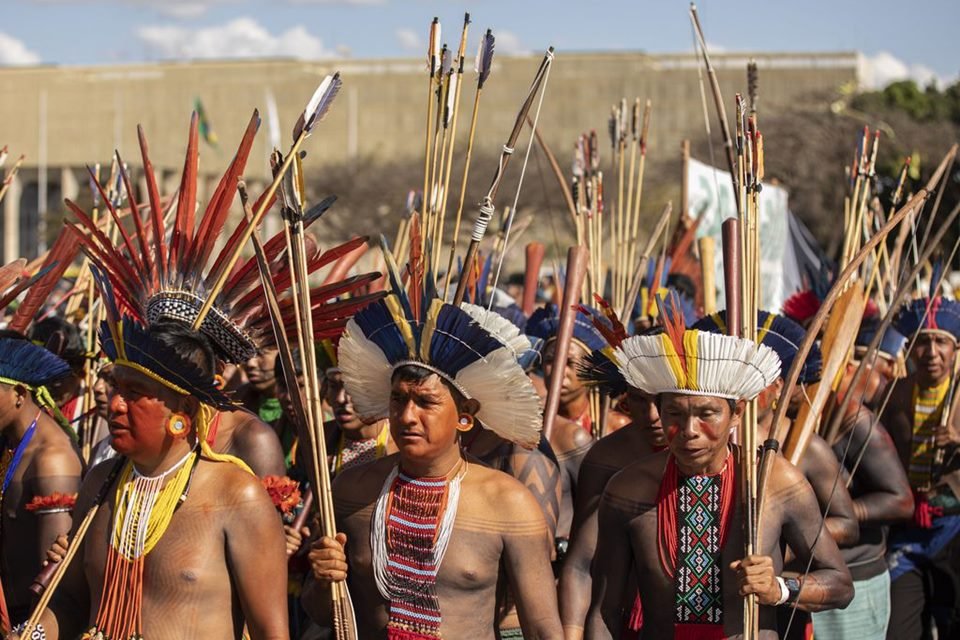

{"left": 0, "top": 58, "right": 958, "bottom": 640}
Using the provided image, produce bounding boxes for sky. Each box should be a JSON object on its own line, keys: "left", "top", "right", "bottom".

{"left": 2, "top": 0, "right": 958, "bottom": 89}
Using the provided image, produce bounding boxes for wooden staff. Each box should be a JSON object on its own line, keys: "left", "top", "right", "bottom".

{"left": 453, "top": 47, "right": 555, "bottom": 306}
{"left": 422, "top": 18, "right": 441, "bottom": 232}
{"left": 757, "top": 143, "right": 959, "bottom": 536}
{"left": 426, "top": 45, "right": 451, "bottom": 242}
{"left": 619, "top": 99, "right": 641, "bottom": 308}
{"left": 721, "top": 218, "right": 741, "bottom": 337}
{"left": 277, "top": 165, "right": 357, "bottom": 638}
{"left": 22, "top": 458, "right": 125, "bottom": 635}
{"left": 542, "top": 245, "right": 589, "bottom": 442}
{"left": 523, "top": 242, "right": 545, "bottom": 315}
{"left": 625, "top": 100, "right": 652, "bottom": 305}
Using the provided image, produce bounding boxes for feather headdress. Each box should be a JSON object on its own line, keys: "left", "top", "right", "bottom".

{"left": 602, "top": 294, "right": 781, "bottom": 400}
{"left": 67, "top": 112, "right": 378, "bottom": 363}
{"left": 92, "top": 266, "right": 231, "bottom": 410}
{"left": 526, "top": 303, "right": 608, "bottom": 353}
{"left": 338, "top": 262, "right": 542, "bottom": 447}
{"left": 694, "top": 310, "right": 821, "bottom": 385}
{"left": 576, "top": 298, "right": 655, "bottom": 397}
{"left": 894, "top": 296, "right": 960, "bottom": 343}
{"left": 856, "top": 317, "right": 908, "bottom": 379}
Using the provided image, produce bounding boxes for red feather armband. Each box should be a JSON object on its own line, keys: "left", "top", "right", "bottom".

{"left": 25, "top": 492, "right": 77, "bottom": 515}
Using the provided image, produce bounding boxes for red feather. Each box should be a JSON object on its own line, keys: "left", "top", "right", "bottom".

{"left": 87, "top": 165, "right": 145, "bottom": 277}
{"left": 169, "top": 112, "right": 199, "bottom": 275}
{"left": 592, "top": 294, "right": 629, "bottom": 346}
{"left": 64, "top": 205, "right": 141, "bottom": 301}
{"left": 190, "top": 110, "right": 261, "bottom": 287}
{"left": 117, "top": 153, "right": 156, "bottom": 288}
{"left": 137, "top": 125, "right": 167, "bottom": 282}
{"left": 8, "top": 227, "right": 79, "bottom": 334}
{"left": 205, "top": 186, "right": 277, "bottom": 292}
{"left": 231, "top": 237, "right": 369, "bottom": 315}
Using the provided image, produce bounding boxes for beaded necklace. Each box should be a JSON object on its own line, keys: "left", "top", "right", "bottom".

{"left": 82, "top": 448, "right": 199, "bottom": 640}
{"left": 371, "top": 459, "right": 466, "bottom": 640}
{"left": 333, "top": 423, "right": 389, "bottom": 475}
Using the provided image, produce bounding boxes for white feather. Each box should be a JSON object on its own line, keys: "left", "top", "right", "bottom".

{"left": 459, "top": 302, "right": 532, "bottom": 358}
{"left": 615, "top": 331, "right": 781, "bottom": 400}
{"left": 337, "top": 320, "right": 394, "bottom": 421}
{"left": 455, "top": 347, "right": 542, "bottom": 448}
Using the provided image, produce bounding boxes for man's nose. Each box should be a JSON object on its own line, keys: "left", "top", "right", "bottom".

{"left": 108, "top": 392, "right": 127, "bottom": 417}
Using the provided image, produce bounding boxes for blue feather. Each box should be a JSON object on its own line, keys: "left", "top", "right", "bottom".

{"left": 427, "top": 304, "right": 503, "bottom": 375}
{"left": 353, "top": 298, "right": 413, "bottom": 366}
{"left": 0, "top": 337, "right": 71, "bottom": 387}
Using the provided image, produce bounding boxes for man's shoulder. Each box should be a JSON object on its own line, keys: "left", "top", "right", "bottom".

{"left": 549, "top": 417, "right": 594, "bottom": 456}
{"left": 602, "top": 452, "right": 666, "bottom": 509}
{"left": 333, "top": 454, "right": 397, "bottom": 501}
{"left": 31, "top": 423, "right": 82, "bottom": 477}
{"left": 582, "top": 424, "right": 645, "bottom": 468}
{"left": 460, "top": 462, "right": 548, "bottom": 530}
{"left": 195, "top": 458, "right": 269, "bottom": 506}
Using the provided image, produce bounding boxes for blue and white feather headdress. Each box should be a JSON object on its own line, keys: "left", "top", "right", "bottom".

{"left": 338, "top": 239, "right": 542, "bottom": 448}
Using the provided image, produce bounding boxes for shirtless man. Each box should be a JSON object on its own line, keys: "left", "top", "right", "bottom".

{"left": 583, "top": 326, "right": 853, "bottom": 638}
{"left": 811, "top": 321, "right": 914, "bottom": 638}
{"left": 696, "top": 311, "right": 859, "bottom": 545}
{"left": 527, "top": 306, "right": 604, "bottom": 546}
{"left": 882, "top": 296, "right": 960, "bottom": 639}
{"left": 23, "top": 322, "right": 287, "bottom": 639}
{"left": 560, "top": 326, "right": 666, "bottom": 639}
{"left": 306, "top": 366, "right": 561, "bottom": 638}
{"left": 305, "top": 297, "right": 562, "bottom": 638}
{"left": 0, "top": 332, "right": 82, "bottom": 623}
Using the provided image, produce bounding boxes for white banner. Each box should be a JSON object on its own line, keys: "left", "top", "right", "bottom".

{"left": 687, "top": 157, "right": 798, "bottom": 312}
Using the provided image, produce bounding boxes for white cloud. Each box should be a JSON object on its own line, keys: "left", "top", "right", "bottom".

{"left": 858, "top": 51, "right": 954, "bottom": 90}
{"left": 395, "top": 28, "right": 422, "bottom": 53}
{"left": 137, "top": 17, "right": 337, "bottom": 60}
{"left": 0, "top": 32, "right": 40, "bottom": 65}
{"left": 495, "top": 30, "right": 531, "bottom": 56}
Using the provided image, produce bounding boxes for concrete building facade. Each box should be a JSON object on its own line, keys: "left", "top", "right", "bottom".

{"left": 0, "top": 50, "right": 857, "bottom": 261}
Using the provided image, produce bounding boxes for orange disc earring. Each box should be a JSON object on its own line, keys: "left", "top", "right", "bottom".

{"left": 166, "top": 413, "right": 191, "bottom": 438}
{"left": 456, "top": 415, "right": 473, "bottom": 432}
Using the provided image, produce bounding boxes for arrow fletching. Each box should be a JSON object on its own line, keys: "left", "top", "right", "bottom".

{"left": 444, "top": 72, "right": 459, "bottom": 127}
{"left": 475, "top": 29, "right": 495, "bottom": 88}
{"left": 294, "top": 72, "right": 342, "bottom": 140}
{"left": 441, "top": 45, "right": 453, "bottom": 76}
{"left": 428, "top": 17, "right": 441, "bottom": 76}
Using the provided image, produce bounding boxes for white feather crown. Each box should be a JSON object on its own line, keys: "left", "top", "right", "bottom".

{"left": 613, "top": 329, "right": 782, "bottom": 400}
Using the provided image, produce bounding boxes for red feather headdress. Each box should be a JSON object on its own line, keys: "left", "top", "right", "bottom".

{"left": 66, "top": 112, "right": 379, "bottom": 363}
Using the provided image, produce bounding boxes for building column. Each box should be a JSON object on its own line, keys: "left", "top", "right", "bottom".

{"left": 3, "top": 174, "right": 22, "bottom": 263}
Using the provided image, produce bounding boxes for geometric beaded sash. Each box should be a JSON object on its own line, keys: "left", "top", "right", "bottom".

{"left": 674, "top": 474, "right": 723, "bottom": 627}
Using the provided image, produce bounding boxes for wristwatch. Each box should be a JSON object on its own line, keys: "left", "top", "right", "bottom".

{"left": 776, "top": 576, "right": 802, "bottom": 606}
